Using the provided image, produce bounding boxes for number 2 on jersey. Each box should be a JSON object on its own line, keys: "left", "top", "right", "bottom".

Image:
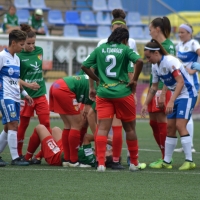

{"left": 105, "top": 55, "right": 116, "bottom": 77}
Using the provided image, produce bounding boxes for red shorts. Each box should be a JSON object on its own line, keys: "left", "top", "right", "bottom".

{"left": 96, "top": 94, "right": 136, "bottom": 122}
{"left": 41, "top": 136, "right": 63, "bottom": 166}
{"left": 148, "top": 90, "right": 172, "bottom": 113}
{"left": 79, "top": 103, "right": 85, "bottom": 111}
{"left": 20, "top": 95, "right": 49, "bottom": 117}
{"left": 49, "top": 79, "right": 80, "bottom": 115}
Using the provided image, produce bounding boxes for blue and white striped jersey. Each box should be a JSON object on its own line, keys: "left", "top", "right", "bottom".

{"left": 0, "top": 49, "right": 20, "bottom": 102}
{"left": 152, "top": 55, "right": 197, "bottom": 99}
{"left": 176, "top": 39, "right": 200, "bottom": 91}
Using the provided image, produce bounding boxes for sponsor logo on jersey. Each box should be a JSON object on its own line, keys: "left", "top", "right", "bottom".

{"left": 10, "top": 112, "right": 16, "bottom": 118}
{"left": 169, "top": 45, "right": 174, "bottom": 49}
{"left": 72, "top": 76, "right": 81, "bottom": 80}
{"left": 22, "top": 59, "right": 29, "bottom": 62}
{"left": 38, "top": 54, "right": 42, "bottom": 60}
{"left": 162, "top": 67, "right": 167, "bottom": 73}
{"left": 30, "top": 61, "right": 40, "bottom": 71}
{"left": 6, "top": 60, "right": 10, "bottom": 64}
{"left": 9, "top": 80, "right": 17, "bottom": 85}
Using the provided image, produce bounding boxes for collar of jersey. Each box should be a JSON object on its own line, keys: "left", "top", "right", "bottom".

{"left": 160, "top": 55, "right": 164, "bottom": 62}
{"left": 5, "top": 48, "right": 9, "bottom": 53}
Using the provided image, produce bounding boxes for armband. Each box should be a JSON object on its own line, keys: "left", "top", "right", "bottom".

{"left": 21, "top": 90, "right": 28, "bottom": 97}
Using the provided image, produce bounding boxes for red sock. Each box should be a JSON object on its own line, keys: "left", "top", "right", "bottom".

{"left": 17, "top": 116, "right": 30, "bottom": 156}
{"left": 126, "top": 140, "right": 138, "bottom": 166}
{"left": 158, "top": 122, "right": 167, "bottom": 159}
{"left": 149, "top": 120, "right": 161, "bottom": 148}
{"left": 69, "top": 129, "right": 80, "bottom": 162}
{"left": 38, "top": 114, "right": 51, "bottom": 132}
{"left": 112, "top": 126, "right": 122, "bottom": 162}
{"left": 96, "top": 135, "right": 107, "bottom": 166}
{"left": 94, "top": 125, "right": 98, "bottom": 160}
{"left": 25, "top": 128, "right": 40, "bottom": 160}
{"left": 80, "top": 126, "right": 88, "bottom": 146}
{"left": 62, "top": 129, "right": 70, "bottom": 161}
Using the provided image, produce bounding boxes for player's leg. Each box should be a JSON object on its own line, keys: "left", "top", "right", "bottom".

{"left": 0, "top": 125, "right": 8, "bottom": 166}
{"left": 0, "top": 99, "right": 29, "bottom": 166}
{"left": 187, "top": 117, "right": 195, "bottom": 152}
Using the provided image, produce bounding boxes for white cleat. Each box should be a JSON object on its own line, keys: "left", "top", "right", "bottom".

{"left": 79, "top": 163, "right": 92, "bottom": 168}
{"left": 62, "top": 161, "right": 69, "bottom": 167}
{"left": 68, "top": 162, "right": 80, "bottom": 167}
{"left": 97, "top": 165, "right": 106, "bottom": 172}
{"left": 129, "top": 163, "right": 146, "bottom": 172}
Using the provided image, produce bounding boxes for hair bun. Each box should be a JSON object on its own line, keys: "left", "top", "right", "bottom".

{"left": 112, "top": 9, "right": 126, "bottom": 19}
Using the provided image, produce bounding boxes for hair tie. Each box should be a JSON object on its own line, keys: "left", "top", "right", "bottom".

{"left": 145, "top": 47, "right": 160, "bottom": 50}
{"left": 112, "top": 21, "right": 126, "bottom": 25}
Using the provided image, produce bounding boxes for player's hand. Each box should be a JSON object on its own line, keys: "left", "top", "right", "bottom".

{"left": 89, "top": 88, "right": 96, "bottom": 101}
{"left": 29, "top": 82, "right": 40, "bottom": 90}
{"left": 141, "top": 104, "right": 148, "bottom": 118}
{"left": 165, "top": 100, "right": 174, "bottom": 115}
{"left": 191, "top": 62, "right": 200, "bottom": 71}
{"left": 133, "top": 93, "right": 137, "bottom": 106}
{"left": 127, "top": 80, "right": 137, "bottom": 94}
{"left": 24, "top": 95, "right": 34, "bottom": 106}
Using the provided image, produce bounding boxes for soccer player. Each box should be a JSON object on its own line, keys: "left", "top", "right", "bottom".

{"left": 90, "top": 9, "right": 138, "bottom": 168}
{"left": 147, "top": 16, "right": 176, "bottom": 168}
{"left": 81, "top": 27, "right": 146, "bottom": 172}
{"left": 141, "top": 39, "right": 197, "bottom": 170}
{"left": 174, "top": 24, "right": 200, "bottom": 153}
{"left": 24, "top": 124, "right": 115, "bottom": 168}
{"left": 0, "top": 30, "right": 33, "bottom": 166}
{"left": 17, "top": 24, "right": 50, "bottom": 159}
{"left": 49, "top": 75, "right": 95, "bottom": 167}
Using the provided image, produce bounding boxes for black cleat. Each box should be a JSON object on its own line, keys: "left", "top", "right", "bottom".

{"left": 31, "top": 157, "right": 41, "bottom": 165}
{"left": 111, "top": 162, "right": 125, "bottom": 170}
{"left": 11, "top": 157, "right": 29, "bottom": 166}
{"left": 0, "top": 156, "right": 6, "bottom": 167}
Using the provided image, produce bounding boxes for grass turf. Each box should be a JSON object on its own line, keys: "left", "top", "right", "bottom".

{"left": 0, "top": 120, "right": 200, "bottom": 200}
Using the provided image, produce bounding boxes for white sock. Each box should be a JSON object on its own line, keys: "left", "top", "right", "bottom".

{"left": 7, "top": 130, "right": 19, "bottom": 160}
{"left": 0, "top": 130, "right": 8, "bottom": 153}
{"left": 164, "top": 137, "right": 178, "bottom": 163}
{"left": 187, "top": 118, "right": 194, "bottom": 148}
{"left": 181, "top": 135, "right": 192, "bottom": 162}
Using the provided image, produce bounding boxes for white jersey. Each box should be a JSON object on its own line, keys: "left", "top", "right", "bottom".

{"left": 152, "top": 55, "right": 197, "bottom": 99}
{"left": 0, "top": 49, "right": 20, "bottom": 102}
{"left": 176, "top": 39, "right": 200, "bottom": 91}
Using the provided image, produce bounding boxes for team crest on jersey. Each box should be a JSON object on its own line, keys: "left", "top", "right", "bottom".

{"left": 8, "top": 67, "right": 14, "bottom": 75}
{"left": 73, "top": 76, "right": 81, "bottom": 80}
{"left": 172, "top": 66, "right": 176, "bottom": 70}
{"left": 38, "top": 54, "right": 42, "bottom": 60}
{"left": 184, "top": 46, "right": 189, "bottom": 51}
{"left": 10, "top": 112, "right": 16, "bottom": 118}
{"left": 6, "top": 60, "right": 10, "bottom": 64}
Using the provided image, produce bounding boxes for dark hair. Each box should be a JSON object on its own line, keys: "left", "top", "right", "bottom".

{"left": 111, "top": 9, "right": 126, "bottom": 26}
{"left": 20, "top": 24, "right": 36, "bottom": 38}
{"left": 144, "top": 39, "right": 168, "bottom": 55}
{"left": 9, "top": 30, "right": 27, "bottom": 46}
{"left": 107, "top": 27, "right": 129, "bottom": 44}
{"left": 151, "top": 16, "right": 171, "bottom": 38}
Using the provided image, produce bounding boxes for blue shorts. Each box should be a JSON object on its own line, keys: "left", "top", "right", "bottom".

{"left": 0, "top": 99, "right": 20, "bottom": 125}
{"left": 167, "top": 97, "right": 197, "bottom": 120}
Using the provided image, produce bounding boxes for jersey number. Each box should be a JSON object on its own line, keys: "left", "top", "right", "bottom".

{"left": 47, "top": 139, "right": 60, "bottom": 154}
{"left": 105, "top": 55, "right": 116, "bottom": 77}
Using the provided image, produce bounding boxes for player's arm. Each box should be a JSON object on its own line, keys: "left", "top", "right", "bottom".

{"left": 20, "top": 79, "right": 40, "bottom": 91}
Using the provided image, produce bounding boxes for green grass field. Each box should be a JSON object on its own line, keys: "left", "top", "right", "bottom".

{"left": 0, "top": 120, "right": 200, "bottom": 200}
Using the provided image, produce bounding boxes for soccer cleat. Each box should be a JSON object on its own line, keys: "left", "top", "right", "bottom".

{"left": 31, "top": 157, "right": 41, "bottom": 165}
{"left": 174, "top": 147, "right": 184, "bottom": 152}
{"left": 111, "top": 162, "right": 125, "bottom": 170}
{"left": 11, "top": 157, "right": 29, "bottom": 166}
{"left": 129, "top": 162, "right": 146, "bottom": 171}
{"left": 149, "top": 158, "right": 163, "bottom": 168}
{"left": 79, "top": 163, "right": 92, "bottom": 168}
{"left": 97, "top": 165, "right": 106, "bottom": 172}
{"left": 0, "top": 156, "right": 6, "bottom": 167}
{"left": 179, "top": 161, "right": 196, "bottom": 170}
{"left": 162, "top": 162, "right": 172, "bottom": 169}
{"left": 68, "top": 161, "right": 80, "bottom": 167}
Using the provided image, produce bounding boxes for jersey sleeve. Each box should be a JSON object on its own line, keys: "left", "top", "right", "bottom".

{"left": 127, "top": 47, "right": 141, "bottom": 63}
{"left": 128, "top": 38, "right": 137, "bottom": 52}
{"left": 0, "top": 55, "right": 4, "bottom": 70}
{"left": 82, "top": 49, "right": 97, "bottom": 68}
{"left": 151, "top": 65, "right": 159, "bottom": 83}
{"left": 168, "top": 57, "right": 181, "bottom": 73}
{"left": 192, "top": 40, "right": 200, "bottom": 52}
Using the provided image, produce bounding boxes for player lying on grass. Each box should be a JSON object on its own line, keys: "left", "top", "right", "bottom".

{"left": 23, "top": 124, "right": 114, "bottom": 168}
